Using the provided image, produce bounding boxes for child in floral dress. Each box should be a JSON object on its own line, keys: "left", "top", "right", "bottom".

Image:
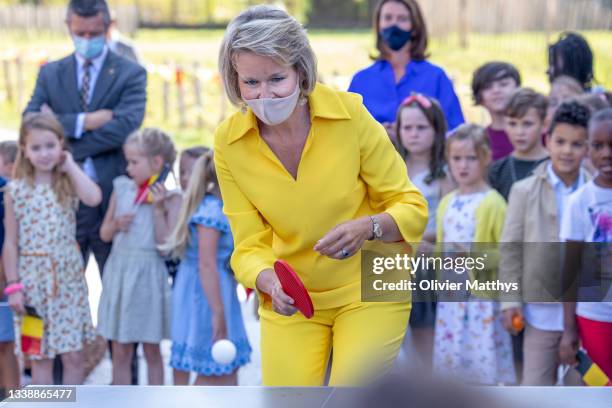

{"left": 433, "top": 124, "right": 515, "bottom": 384}
{"left": 3, "top": 113, "right": 101, "bottom": 384}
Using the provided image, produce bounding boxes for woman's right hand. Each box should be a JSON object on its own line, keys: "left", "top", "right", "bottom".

{"left": 256, "top": 269, "right": 297, "bottom": 316}
{"left": 8, "top": 291, "right": 26, "bottom": 315}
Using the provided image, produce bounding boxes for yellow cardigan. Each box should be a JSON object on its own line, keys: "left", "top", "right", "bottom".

{"left": 435, "top": 189, "right": 507, "bottom": 298}
{"left": 213, "top": 83, "right": 428, "bottom": 309}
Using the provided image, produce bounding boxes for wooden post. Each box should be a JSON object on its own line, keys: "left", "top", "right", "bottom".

{"left": 175, "top": 64, "right": 186, "bottom": 128}
{"left": 458, "top": 0, "right": 469, "bottom": 49}
{"left": 162, "top": 60, "right": 170, "bottom": 121}
{"left": 2, "top": 58, "right": 13, "bottom": 104}
{"left": 15, "top": 56, "right": 24, "bottom": 110}
{"left": 192, "top": 61, "right": 203, "bottom": 129}
{"left": 545, "top": 0, "right": 557, "bottom": 45}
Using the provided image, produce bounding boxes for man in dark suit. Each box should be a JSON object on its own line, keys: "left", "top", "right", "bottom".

{"left": 23, "top": 0, "right": 146, "bottom": 384}
{"left": 25, "top": 0, "right": 146, "bottom": 272}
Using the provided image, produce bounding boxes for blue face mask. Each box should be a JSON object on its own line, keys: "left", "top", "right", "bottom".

{"left": 72, "top": 35, "right": 106, "bottom": 59}
{"left": 381, "top": 25, "right": 412, "bottom": 51}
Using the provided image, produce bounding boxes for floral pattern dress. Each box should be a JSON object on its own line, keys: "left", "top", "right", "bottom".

{"left": 10, "top": 180, "right": 95, "bottom": 359}
{"left": 433, "top": 191, "right": 515, "bottom": 384}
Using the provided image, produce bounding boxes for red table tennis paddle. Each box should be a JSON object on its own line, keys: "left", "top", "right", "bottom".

{"left": 274, "top": 260, "right": 314, "bottom": 319}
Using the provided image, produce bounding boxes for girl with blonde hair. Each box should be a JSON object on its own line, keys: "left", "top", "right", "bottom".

{"left": 3, "top": 112, "right": 101, "bottom": 384}
{"left": 164, "top": 151, "right": 251, "bottom": 386}
{"left": 97, "top": 127, "right": 181, "bottom": 385}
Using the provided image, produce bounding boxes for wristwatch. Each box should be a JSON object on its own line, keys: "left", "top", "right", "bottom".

{"left": 369, "top": 215, "right": 383, "bottom": 240}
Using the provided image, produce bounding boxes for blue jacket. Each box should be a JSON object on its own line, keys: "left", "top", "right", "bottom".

{"left": 348, "top": 59, "right": 464, "bottom": 130}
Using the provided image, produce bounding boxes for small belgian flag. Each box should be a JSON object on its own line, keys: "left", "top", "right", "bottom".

{"left": 575, "top": 349, "right": 611, "bottom": 386}
{"left": 21, "top": 306, "right": 43, "bottom": 356}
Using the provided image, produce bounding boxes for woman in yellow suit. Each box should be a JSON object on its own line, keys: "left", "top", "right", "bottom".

{"left": 214, "top": 5, "right": 428, "bottom": 386}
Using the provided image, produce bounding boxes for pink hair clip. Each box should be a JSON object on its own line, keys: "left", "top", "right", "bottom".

{"left": 402, "top": 93, "right": 432, "bottom": 109}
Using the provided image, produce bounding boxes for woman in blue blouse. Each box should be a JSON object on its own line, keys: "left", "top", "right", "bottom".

{"left": 349, "top": 0, "right": 464, "bottom": 140}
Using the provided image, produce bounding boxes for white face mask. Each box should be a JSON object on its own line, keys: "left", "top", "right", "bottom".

{"left": 244, "top": 82, "right": 300, "bottom": 126}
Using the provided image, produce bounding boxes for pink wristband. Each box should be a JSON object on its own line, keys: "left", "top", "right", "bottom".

{"left": 3, "top": 283, "right": 24, "bottom": 296}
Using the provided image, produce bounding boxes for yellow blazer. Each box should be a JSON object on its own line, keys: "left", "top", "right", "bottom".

{"left": 214, "top": 83, "right": 427, "bottom": 309}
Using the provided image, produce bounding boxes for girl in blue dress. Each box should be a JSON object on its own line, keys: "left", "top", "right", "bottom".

{"left": 163, "top": 151, "right": 251, "bottom": 385}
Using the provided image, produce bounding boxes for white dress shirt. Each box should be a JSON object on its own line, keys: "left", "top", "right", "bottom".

{"left": 74, "top": 45, "right": 109, "bottom": 182}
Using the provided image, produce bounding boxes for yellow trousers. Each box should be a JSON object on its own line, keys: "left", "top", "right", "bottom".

{"left": 260, "top": 300, "right": 411, "bottom": 386}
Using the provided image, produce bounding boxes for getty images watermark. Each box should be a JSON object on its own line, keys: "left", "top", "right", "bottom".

{"left": 370, "top": 253, "right": 517, "bottom": 293}
{"left": 361, "top": 242, "right": 525, "bottom": 303}
{"left": 361, "top": 241, "right": 611, "bottom": 303}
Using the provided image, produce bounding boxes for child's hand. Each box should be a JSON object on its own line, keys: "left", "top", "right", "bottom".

{"left": 41, "top": 103, "right": 54, "bottom": 115}
{"left": 115, "top": 214, "right": 134, "bottom": 232}
{"left": 8, "top": 291, "right": 26, "bottom": 315}
{"left": 417, "top": 240, "right": 435, "bottom": 256}
{"left": 212, "top": 312, "right": 228, "bottom": 342}
{"left": 59, "top": 151, "right": 76, "bottom": 173}
{"left": 150, "top": 183, "right": 167, "bottom": 209}
{"left": 559, "top": 328, "right": 579, "bottom": 366}
{"left": 502, "top": 307, "right": 523, "bottom": 335}
{"left": 451, "top": 242, "right": 470, "bottom": 256}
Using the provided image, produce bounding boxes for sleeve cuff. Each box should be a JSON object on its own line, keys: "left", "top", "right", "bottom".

{"left": 231, "top": 257, "right": 275, "bottom": 290}
{"left": 385, "top": 202, "right": 428, "bottom": 245}
{"left": 75, "top": 113, "right": 85, "bottom": 139}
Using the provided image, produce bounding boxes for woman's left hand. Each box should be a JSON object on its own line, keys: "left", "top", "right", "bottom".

{"left": 150, "top": 183, "right": 167, "bottom": 209}
{"left": 314, "top": 217, "right": 372, "bottom": 260}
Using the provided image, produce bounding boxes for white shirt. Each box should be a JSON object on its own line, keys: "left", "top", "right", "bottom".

{"left": 74, "top": 45, "right": 109, "bottom": 182}
{"left": 560, "top": 180, "right": 612, "bottom": 323}
{"left": 524, "top": 164, "right": 585, "bottom": 331}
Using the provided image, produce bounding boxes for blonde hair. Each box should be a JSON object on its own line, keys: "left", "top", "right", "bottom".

{"left": 218, "top": 5, "right": 317, "bottom": 106}
{"left": 15, "top": 113, "right": 75, "bottom": 207}
{"left": 445, "top": 123, "right": 491, "bottom": 164}
{"left": 124, "top": 127, "right": 177, "bottom": 166}
{"left": 162, "top": 150, "right": 218, "bottom": 258}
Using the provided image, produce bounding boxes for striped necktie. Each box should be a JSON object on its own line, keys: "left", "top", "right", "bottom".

{"left": 80, "top": 59, "right": 92, "bottom": 111}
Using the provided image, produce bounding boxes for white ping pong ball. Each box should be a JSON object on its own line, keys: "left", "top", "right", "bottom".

{"left": 212, "top": 339, "right": 237, "bottom": 365}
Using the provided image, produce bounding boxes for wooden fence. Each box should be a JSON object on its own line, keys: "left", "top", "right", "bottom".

{"left": 0, "top": 4, "right": 138, "bottom": 35}
{"left": 0, "top": 51, "right": 230, "bottom": 132}
{"left": 0, "top": 1, "right": 611, "bottom": 34}
{"left": 419, "top": 0, "right": 612, "bottom": 38}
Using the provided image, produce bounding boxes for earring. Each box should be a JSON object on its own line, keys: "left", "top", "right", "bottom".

{"left": 240, "top": 102, "right": 248, "bottom": 114}
{"left": 299, "top": 96, "right": 307, "bottom": 106}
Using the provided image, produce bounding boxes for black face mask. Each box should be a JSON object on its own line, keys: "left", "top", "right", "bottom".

{"left": 381, "top": 25, "right": 412, "bottom": 51}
